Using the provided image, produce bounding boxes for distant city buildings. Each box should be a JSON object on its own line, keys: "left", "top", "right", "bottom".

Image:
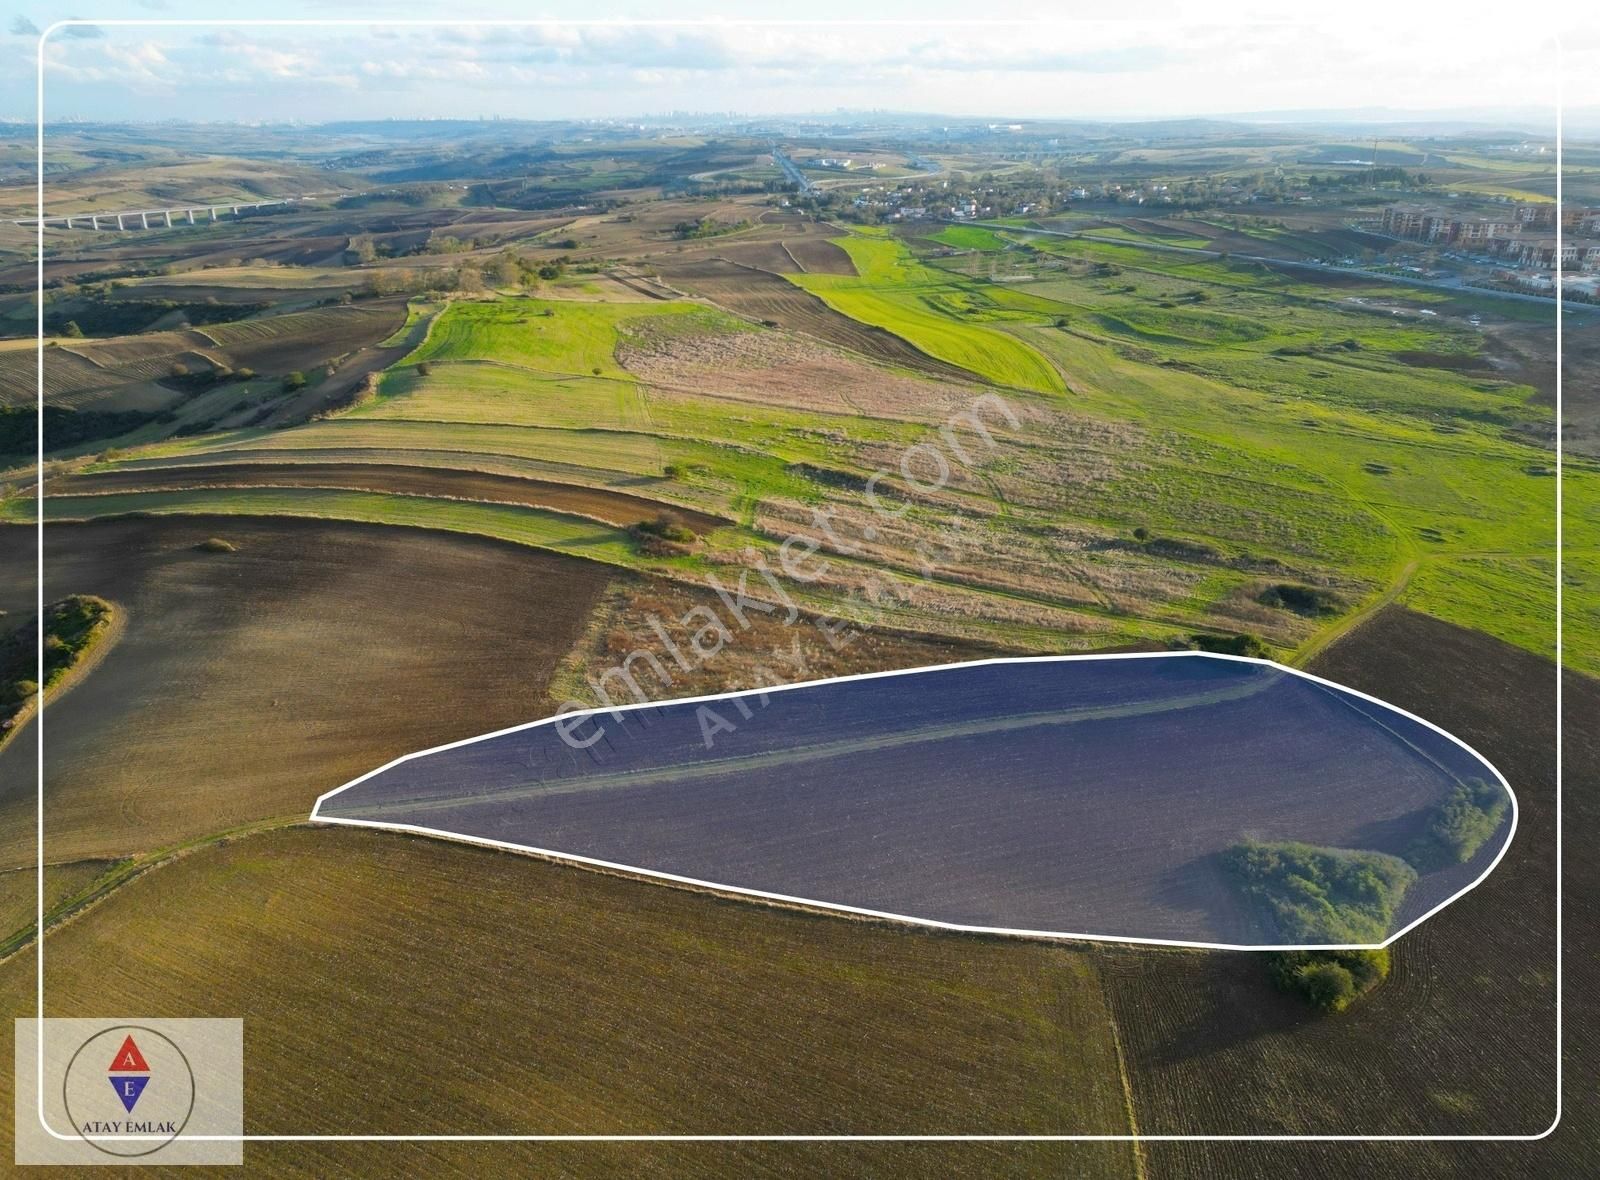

{"left": 1380, "top": 201, "right": 1599, "bottom": 270}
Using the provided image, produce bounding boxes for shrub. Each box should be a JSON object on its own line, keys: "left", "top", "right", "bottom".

{"left": 196, "top": 537, "right": 237, "bottom": 553}
{"left": 282, "top": 371, "right": 307, "bottom": 392}
{"left": 1223, "top": 840, "right": 1415, "bottom": 945}
{"left": 632, "top": 512, "right": 698, "bottom": 545}
{"left": 1408, "top": 780, "right": 1509, "bottom": 870}
{"left": 1258, "top": 583, "right": 1341, "bottom": 615}
{"left": 169, "top": 361, "right": 190, "bottom": 379}
{"left": 1188, "top": 632, "right": 1271, "bottom": 659}
{"left": 234, "top": 367, "right": 255, "bottom": 382}
{"left": 1267, "top": 949, "right": 1391, "bottom": 1012}
{"left": 416, "top": 361, "right": 433, "bottom": 377}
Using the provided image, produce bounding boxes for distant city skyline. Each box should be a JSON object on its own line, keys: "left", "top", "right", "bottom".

{"left": 0, "top": 4, "right": 1588, "bottom": 128}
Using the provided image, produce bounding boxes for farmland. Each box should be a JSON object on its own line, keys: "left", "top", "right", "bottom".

{"left": 0, "top": 112, "right": 1588, "bottom": 1167}
{"left": 0, "top": 516, "right": 613, "bottom": 865}
{"left": 321, "top": 656, "right": 1507, "bottom": 947}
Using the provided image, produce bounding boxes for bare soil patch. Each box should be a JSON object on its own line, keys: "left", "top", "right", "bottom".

{"left": 0, "top": 516, "right": 612, "bottom": 866}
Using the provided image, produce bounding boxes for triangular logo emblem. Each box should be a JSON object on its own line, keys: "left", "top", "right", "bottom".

{"left": 108, "top": 1074, "right": 150, "bottom": 1113}
{"left": 108, "top": 1035, "right": 150, "bottom": 1073}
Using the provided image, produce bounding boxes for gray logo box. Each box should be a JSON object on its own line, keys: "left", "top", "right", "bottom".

{"left": 15, "top": 1018, "right": 243, "bottom": 1166}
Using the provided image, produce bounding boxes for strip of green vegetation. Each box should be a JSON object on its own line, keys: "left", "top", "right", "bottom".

{"left": 1222, "top": 839, "right": 1416, "bottom": 945}
{"left": 8, "top": 489, "right": 648, "bottom": 569}
{"left": 927, "top": 225, "right": 1011, "bottom": 252}
{"left": 0, "top": 594, "right": 114, "bottom": 746}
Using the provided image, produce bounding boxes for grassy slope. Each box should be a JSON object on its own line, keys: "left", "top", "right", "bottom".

{"left": 976, "top": 236, "right": 1596, "bottom": 672}
{"left": 789, "top": 231, "right": 1068, "bottom": 394}
{"left": 405, "top": 297, "right": 702, "bottom": 379}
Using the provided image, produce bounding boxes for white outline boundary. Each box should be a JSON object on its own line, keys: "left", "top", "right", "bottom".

{"left": 311, "top": 651, "right": 1519, "bottom": 955}
{"left": 29, "top": 15, "right": 1564, "bottom": 1147}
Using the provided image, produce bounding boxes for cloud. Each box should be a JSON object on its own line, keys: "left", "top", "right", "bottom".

{"left": 59, "top": 20, "right": 103, "bottom": 39}
{"left": 10, "top": 16, "right": 39, "bottom": 35}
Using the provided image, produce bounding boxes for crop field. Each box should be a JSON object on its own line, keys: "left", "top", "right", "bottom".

{"left": 0, "top": 302, "right": 407, "bottom": 418}
{"left": 651, "top": 255, "right": 978, "bottom": 380}
{"left": 366, "top": 363, "right": 653, "bottom": 432}
{"left": 0, "top": 516, "right": 612, "bottom": 866}
{"left": 12, "top": 488, "right": 647, "bottom": 568}
{"left": 0, "top": 825, "right": 1141, "bottom": 1174}
{"left": 1116, "top": 609, "right": 1578, "bottom": 1166}
{"left": 321, "top": 656, "right": 1505, "bottom": 947}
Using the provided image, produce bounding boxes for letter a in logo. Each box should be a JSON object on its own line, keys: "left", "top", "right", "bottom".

{"left": 108, "top": 1034, "right": 151, "bottom": 1113}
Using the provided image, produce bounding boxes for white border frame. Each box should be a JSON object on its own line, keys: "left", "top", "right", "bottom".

{"left": 29, "top": 17, "right": 1564, "bottom": 1147}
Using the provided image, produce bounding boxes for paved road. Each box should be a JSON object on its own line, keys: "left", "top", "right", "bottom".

{"left": 963, "top": 219, "right": 1593, "bottom": 316}
{"left": 770, "top": 146, "right": 819, "bottom": 196}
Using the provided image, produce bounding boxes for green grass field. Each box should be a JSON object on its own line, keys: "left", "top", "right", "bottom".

{"left": 406, "top": 297, "right": 704, "bottom": 378}
{"left": 789, "top": 231, "right": 1069, "bottom": 393}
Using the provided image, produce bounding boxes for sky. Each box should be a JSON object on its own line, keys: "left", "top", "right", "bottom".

{"left": 0, "top": 2, "right": 1591, "bottom": 127}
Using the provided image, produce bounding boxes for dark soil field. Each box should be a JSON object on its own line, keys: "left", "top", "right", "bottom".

{"left": 322, "top": 656, "right": 1504, "bottom": 946}
{"left": 780, "top": 237, "right": 858, "bottom": 276}
{"left": 1116, "top": 609, "right": 1579, "bottom": 1166}
{"left": 653, "top": 255, "right": 979, "bottom": 382}
{"left": 0, "top": 516, "right": 612, "bottom": 866}
{"left": 0, "top": 302, "right": 408, "bottom": 410}
{"left": 51, "top": 461, "right": 730, "bottom": 534}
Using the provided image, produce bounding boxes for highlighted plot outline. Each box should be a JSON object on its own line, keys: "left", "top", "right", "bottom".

{"left": 311, "top": 653, "right": 1515, "bottom": 951}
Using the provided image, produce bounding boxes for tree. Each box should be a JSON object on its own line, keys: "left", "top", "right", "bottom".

{"left": 490, "top": 254, "right": 521, "bottom": 288}
{"left": 62, "top": 320, "right": 83, "bottom": 338}
{"left": 282, "top": 371, "right": 307, "bottom": 392}
{"left": 1297, "top": 963, "right": 1357, "bottom": 1011}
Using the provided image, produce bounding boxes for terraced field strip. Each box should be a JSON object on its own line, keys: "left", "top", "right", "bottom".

{"left": 52, "top": 461, "right": 731, "bottom": 535}
{"left": 10, "top": 488, "right": 643, "bottom": 567}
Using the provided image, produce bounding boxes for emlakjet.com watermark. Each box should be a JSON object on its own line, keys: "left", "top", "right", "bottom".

{"left": 553, "top": 391, "right": 1022, "bottom": 752}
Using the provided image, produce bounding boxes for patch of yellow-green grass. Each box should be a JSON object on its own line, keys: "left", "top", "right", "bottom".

{"left": 792, "top": 234, "right": 1066, "bottom": 393}
{"left": 144, "top": 419, "right": 670, "bottom": 479}
{"left": 405, "top": 296, "right": 702, "bottom": 379}
{"left": 364, "top": 365, "right": 652, "bottom": 432}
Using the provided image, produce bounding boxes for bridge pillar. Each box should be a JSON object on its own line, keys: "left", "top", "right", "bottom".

{"left": 186, "top": 209, "right": 195, "bottom": 224}
{"left": 64, "top": 217, "right": 73, "bottom": 230}
{"left": 163, "top": 210, "right": 173, "bottom": 228}
{"left": 210, "top": 207, "right": 218, "bottom": 221}
{"left": 140, "top": 212, "right": 149, "bottom": 229}
{"left": 231, "top": 206, "right": 239, "bottom": 216}
{"left": 90, "top": 215, "right": 99, "bottom": 231}
{"left": 115, "top": 214, "right": 125, "bottom": 231}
